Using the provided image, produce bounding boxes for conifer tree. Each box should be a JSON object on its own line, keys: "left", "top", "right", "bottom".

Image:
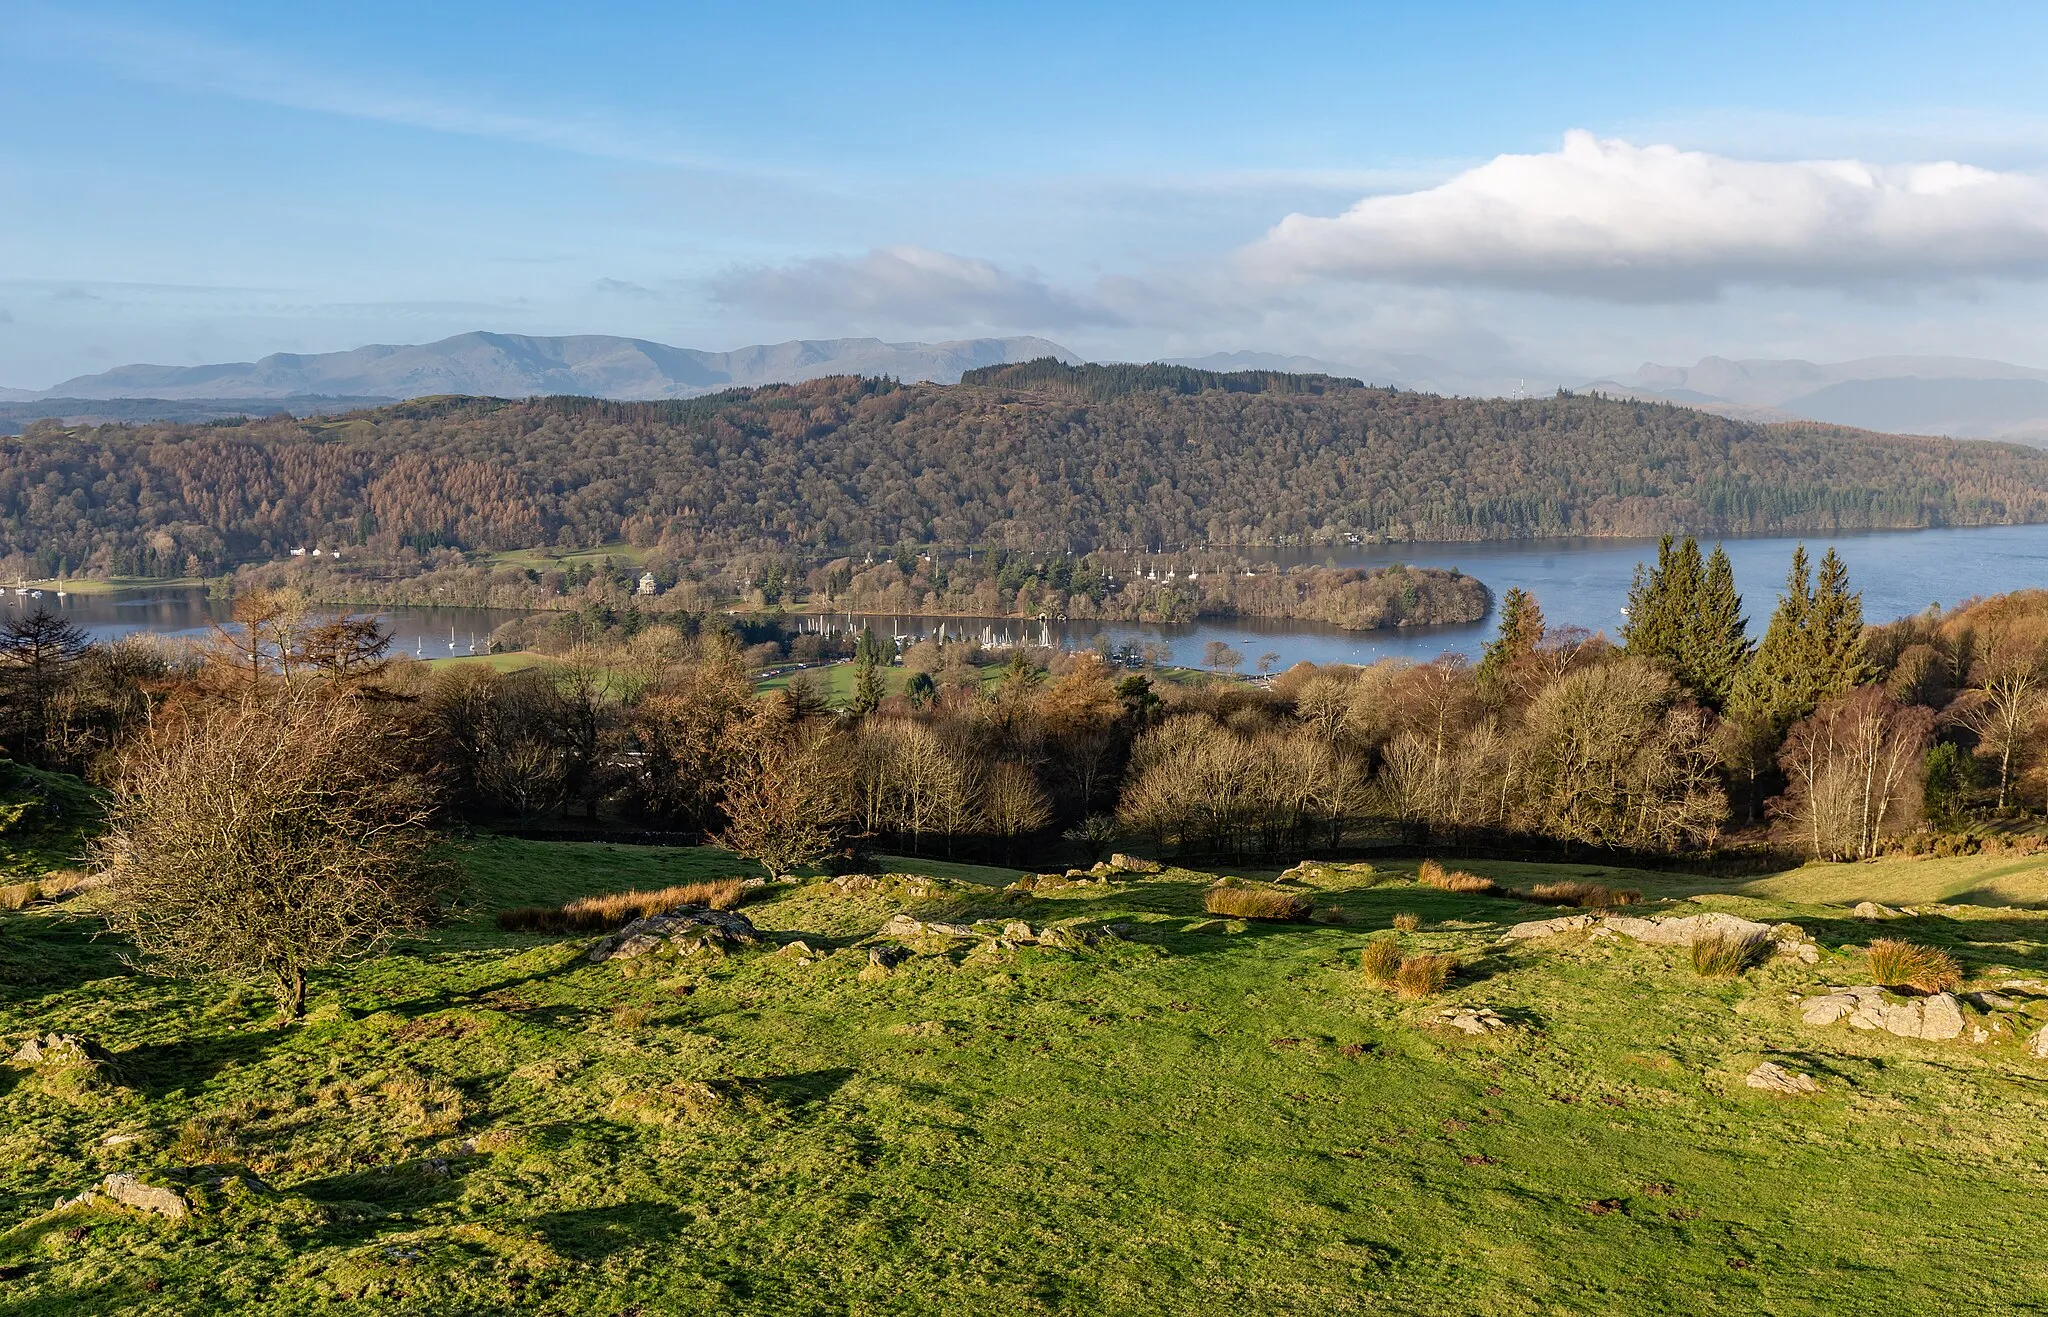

{"left": 1684, "top": 544, "right": 1752, "bottom": 708}
{"left": 1477, "top": 587, "right": 1545, "bottom": 701}
{"left": 1809, "top": 546, "right": 1870, "bottom": 694}
{"left": 850, "top": 628, "right": 888, "bottom": 716}
{"left": 1728, "top": 543, "right": 1865, "bottom": 730}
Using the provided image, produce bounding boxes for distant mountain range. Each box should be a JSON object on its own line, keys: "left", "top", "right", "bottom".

{"left": 12, "top": 332, "right": 1078, "bottom": 403}
{"left": 16, "top": 334, "right": 2048, "bottom": 445}
{"left": 1585, "top": 355, "right": 2048, "bottom": 442}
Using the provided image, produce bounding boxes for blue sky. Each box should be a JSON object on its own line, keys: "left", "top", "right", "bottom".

{"left": 12, "top": 1, "right": 2048, "bottom": 387}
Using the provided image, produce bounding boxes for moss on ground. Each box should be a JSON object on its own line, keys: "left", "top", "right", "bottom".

{"left": 3, "top": 843, "right": 2048, "bottom": 1312}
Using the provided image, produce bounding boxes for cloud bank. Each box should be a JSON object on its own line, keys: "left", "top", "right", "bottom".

{"left": 1247, "top": 131, "right": 2048, "bottom": 300}
{"left": 709, "top": 247, "right": 1125, "bottom": 329}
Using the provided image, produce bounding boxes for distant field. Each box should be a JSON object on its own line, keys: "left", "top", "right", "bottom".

{"left": 7, "top": 837, "right": 2048, "bottom": 1312}
{"left": 486, "top": 544, "right": 649, "bottom": 572}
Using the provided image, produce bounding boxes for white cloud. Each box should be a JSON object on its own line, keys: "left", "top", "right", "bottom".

{"left": 708, "top": 246, "right": 1126, "bottom": 329}
{"left": 1246, "top": 131, "right": 2048, "bottom": 301}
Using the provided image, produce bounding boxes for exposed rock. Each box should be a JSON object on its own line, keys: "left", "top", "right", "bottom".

{"left": 58, "top": 1173, "right": 188, "bottom": 1220}
{"left": 1775, "top": 940, "right": 1822, "bottom": 965}
{"left": 1110, "top": 853, "right": 1161, "bottom": 873}
{"left": 1853, "top": 901, "right": 1903, "bottom": 921}
{"left": 1603, "top": 913, "right": 1774, "bottom": 948}
{"left": 1432, "top": 1005, "right": 1511, "bottom": 1035}
{"left": 868, "top": 945, "right": 911, "bottom": 970}
{"left": 589, "top": 907, "right": 761, "bottom": 963}
{"left": 2031, "top": 1027, "right": 2048, "bottom": 1060}
{"left": 1919, "top": 993, "right": 1966, "bottom": 1041}
{"left": 11, "top": 1033, "right": 106, "bottom": 1069}
{"left": 1800, "top": 994, "right": 1859, "bottom": 1026}
{"left": 1500, "top": 914, "right": 1596, "bottom": 941}
{"left": 1817, "top": 989, "right": 1966, "bottom": 1040}
{"left": 1744, "top": 1062, "right": 1820, "bottom": 1096}
{"left": 774, "top": 940, "right": 817, "bottom": 964}
{"left": 1001, "top": 921, "right": 1036, "bottom": 942}
{"left": 741, "top": 876, "right": 768, "bottom": 889}
{"left": 1970, "top": 991, "right": 2021, "bottom": 1012}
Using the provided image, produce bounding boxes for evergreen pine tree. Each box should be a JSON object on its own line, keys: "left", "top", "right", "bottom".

{"left": 1476, "top": 586, "right": 1545, "bottom": 701}
{"left": 1620, "top": 535, "right": 1679, "bottom": 657}
{"left": 850, "top": 627, "right": 888, "bottom": 716}
{"left": 1731, "top": 544, "right": 1824, "bottom": 728}
{"left": 1808, "top": 546, "right": 1870, "bottom": 695}
{"left": 1622, "top": 534, "right": 1709, "bottom": 689}
{"left": 1684, "top": 543, "right": 1752, "bottom": 708}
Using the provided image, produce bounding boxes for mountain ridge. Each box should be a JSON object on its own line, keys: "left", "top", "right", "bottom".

{"left": 27, "top": 331, "right": 1081, "bottom": 401}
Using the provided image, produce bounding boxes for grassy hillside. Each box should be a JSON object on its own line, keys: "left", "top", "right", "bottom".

{"left": 4, "top": 841, "right": 2048, "bottom": 1313}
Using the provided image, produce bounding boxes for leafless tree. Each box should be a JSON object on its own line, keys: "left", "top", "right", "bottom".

{"left": 96, "top": 689, "right": 452, "bottom": 1018}
{"left": 1775, "top": 686, "right": 1934, "bottom": 859}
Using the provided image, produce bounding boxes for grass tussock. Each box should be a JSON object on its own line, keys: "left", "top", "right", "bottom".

{"left": 1361, "top": 938, "right": 1458, "bottom": 998}
{"left": 1394, "top": 953, "right": 1459, "bottom": 999}
{"left": 0, "top": 869, "right": 100, "bottom": 911}
{"left": 1392, "top": 912, "right": 1421, "bottom": 932}
{"left": 1203, "top": 885, "right": 1314, "bottom": 921}
{"left": 1521, "top": 881, "right": 1641, "bottom": 909}
{"left": 1691, "top": 932, "right": 1766, "bottom": 978}
{"left": 497, "top": 879, "right": 745, "bottom": 933}
{"left": 1417, "top": 860, "right": 1499, "bottom": 895}
{"left": 1360, "top": 938, "right": 1404, "bottom": 987}
{"left": 1866, "top": 938, "right": 1963, "bottom": 993}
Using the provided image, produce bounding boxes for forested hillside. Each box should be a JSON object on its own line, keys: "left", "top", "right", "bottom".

{"left": 6, "top": 364, "right": 2048, "bottom": 578}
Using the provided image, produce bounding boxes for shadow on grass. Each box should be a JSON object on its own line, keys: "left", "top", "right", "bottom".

{"left": 112, "top": 1025, "right": 290, "bottom": 1099}
{"left": 739, "top": 1065, "right": 857, "bottom": 1119}
{"left": 528, "top": 1201, "right": 687, "bottom": 1262}
{"left": 0, "top": 914, "right": 132, "bottom": 1004}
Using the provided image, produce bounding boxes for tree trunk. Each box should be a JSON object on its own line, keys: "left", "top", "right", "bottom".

{"left": 276, "top": 966, "right": 306, "bottom": 1021}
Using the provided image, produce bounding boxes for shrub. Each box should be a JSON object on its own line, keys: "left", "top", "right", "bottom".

{"left": 1392, "top": 912, "right": 1421, "bottom": 932}
{"left": 1523, "top": 881, "right": 1641, "bottom": 908}
{"left": 1203, "top": 885, "right": 1313, "bottom": 921}
{"left": 1360, "top": 938, "right": 1404, "bottom": 987}
{"left": 1866, "top": 938, "right": 1963, "bottom": 993}
{"left": 1418, "top": 861, "right": 1499, "bottom": 895}
{"left": 1691, "top": 933, "right": 1765, "bottom": 977}
{"left": 1394, "top": 953, "right": 1458, "bottom": 999}
{"left": 497, "top": 879, "right": 744, "bottom": 934}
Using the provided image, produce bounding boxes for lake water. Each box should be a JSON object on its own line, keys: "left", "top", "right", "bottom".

{"left": 11, "top": 522, "right": 2046, "bottom": 671}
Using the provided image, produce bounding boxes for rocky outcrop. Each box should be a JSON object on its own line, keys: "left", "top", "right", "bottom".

{"left": 1501, "top": 914, "right": 1597, "bottom": 941}
{"left": 1431, "top": 1005, "right": 1512, "bottom": 1035}
{"left": 1852, "top": 901, "right": 1904, "bottom": 921}
{"left": 1745, "top": 1062, "right": 1820, "bottom": 1095}
{"left": 1109, "top": 854, "right": 1161, "bottom": 873}
{"left": 1599, "top": 912, "right": 1775, "bottom": 947}
{"left": 56, "top": 1173, "right": 189, "bottom": 1220}
{"left": 589, "top": 908, "right": 761, "bottom": 963}
{"left": 11, "top": 1034, "right": 109, "bottom": 1069}
{"left": 1800, "top": 987, "right": 1969, "bottom": 1041}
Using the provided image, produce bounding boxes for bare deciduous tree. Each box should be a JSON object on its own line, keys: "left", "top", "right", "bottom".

{"left": 716, "top": 721, "right": 855, "bottom": 876}
{"left": 1775, "top": 687, "right": 1934, "bottom": 860}
{"left": 96, "top": 690, "right": 452, "bottom": 1018}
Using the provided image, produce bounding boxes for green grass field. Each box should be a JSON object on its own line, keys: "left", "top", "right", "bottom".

{"left": 7, "top": 841, "right": 2048, "bottom": 1313}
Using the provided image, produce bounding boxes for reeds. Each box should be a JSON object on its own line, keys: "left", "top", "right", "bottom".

{"left": 1361, "top": 938, "right": 1458, "bottom": 998}
{"left": 1417, "top": 860, "right": 1499, "bottom": 895}
{"left": 1392, "top": 912, "right": 1422, "bottom": 932}
{"left": 1522, "top": 881, "right": 1642, "bottom": 909}
{"left": 1866, "top": 938, "right": 1963, "bottom": 993}
{"left": 1203, "top": 886, "right": 1314, "bottom": 921}
{"left": 1691, "top": 932, "right": 1766, "bottom": 978}
{"left": 1360, "top": 938, "right": 1404, "bottom": 987}
{"left": 1394, "top": 953, "right": 1459, "bottom": 999}
{"left": 497, "top": 879, "right": 745, "bottom": 933}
